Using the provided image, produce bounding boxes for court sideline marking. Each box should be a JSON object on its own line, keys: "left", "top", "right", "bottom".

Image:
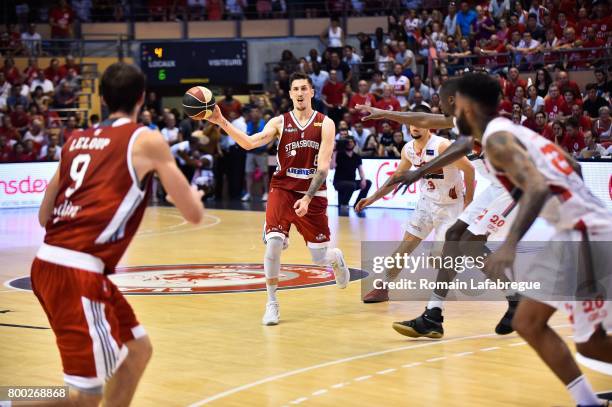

{"left": 187, "top": 324, "right": 571, "bottom": 406}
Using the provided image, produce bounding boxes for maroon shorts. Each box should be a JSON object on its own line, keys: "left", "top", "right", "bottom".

{"left": 265, "top": 187, "right": 330, "bottom": 247}
{"left": 31, "top": 258, "right": 145, "bottom": 389}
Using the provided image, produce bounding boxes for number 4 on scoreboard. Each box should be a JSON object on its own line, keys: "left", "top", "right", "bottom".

{"left": 154, "top": 47, "right": 163, "bottom": 58}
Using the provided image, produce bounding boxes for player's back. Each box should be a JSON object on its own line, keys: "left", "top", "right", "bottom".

{"left": 483, "top": 117, "right": 611, "bottom": 232}
{"left": 43, "top": 118, "right": 152, "bottom": 273}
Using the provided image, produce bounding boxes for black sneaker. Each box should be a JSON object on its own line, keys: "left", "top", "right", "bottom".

{"left": 495, "top": 296, "right": 519, "bottom": 335}
{"left": 392, "top": 307, "right": 444, "bottom": 339}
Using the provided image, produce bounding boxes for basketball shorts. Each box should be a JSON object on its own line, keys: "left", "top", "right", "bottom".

{"left": 458, "top": 183, "right": 503, "bottom": 226}
{"left": 31, "top": 245, "right": 146, "bottom": 391}
{"left": 467, "top": 190, "right": 517, "bottom": 239}
{"left": 517, "top": 229, "right": 612, "bottom": 343}
{"left": 264, "top": 187, "right": 330, "bottom": 248}
{"left": 405, "top": 196, "right": 464, "bottom": 241}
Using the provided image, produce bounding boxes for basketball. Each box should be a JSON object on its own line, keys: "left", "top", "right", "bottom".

{"left": 182, "top": 86, "right": 216, "bottom": 120}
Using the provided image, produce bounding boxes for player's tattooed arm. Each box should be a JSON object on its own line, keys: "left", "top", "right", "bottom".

{"left": 355, "top": 145, "right": 413, "bottom": 211}
{"left": 207, "top": 105, "right": 279, "bottom": 150}
{"left": 39, "top": 168, "right": 60, "bottom": 226}
{"left": 388, "top": 136, "right": 474, "bottom": 188}
{"left": 355, "top": 105, "right": 455, "bottom": 129}
{"left": 485, "top": 131, "right": 550, "bottom": 279}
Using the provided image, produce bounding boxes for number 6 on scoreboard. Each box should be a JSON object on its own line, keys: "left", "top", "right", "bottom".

{"left": 65, "top": 154, "right": 91, "bottom": 198}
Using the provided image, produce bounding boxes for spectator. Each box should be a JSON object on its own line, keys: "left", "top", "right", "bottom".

{"left": 49, "top": 0, "right": 74, "bottom": 53}
{"left": 53, "top": 82, "right": 76, "bottom": 110}
{"left": 497, "top": 18, "right": 510, "bottom": 42}
{"left": 3, "top": 57, "right": 22, "bottom": 85}
{"left": 443, "top": 2, "right": 458, "bottom": 37}
{"left": 569, "top": 104, "right": 592, "bottom": 133}
{"left": 456, "top": 2, "right": 476, "bottom": 37}
{"left": 9, "top": 141, "right": 36, "bottom": 162}
{"left": 62, "top": 115, "right": 79, "bottom": 140}
{"left": 89, "top": 114, "right": 100, "bottom": 129}
{"left": 219, "top": 88, "right": 242, "bottom": 119}
{"left": 534, "top": 68, "right": 552, "bottom": 98}
{"left": 360, "top": 134, "right": 379, "bottom": 158}
{"left": 526, "top": 84, "right": 545, "bottom": 113}
{"left": 508, "top": 13, "right": 526, "bottom": 36}
{"left": 351, "top": 121, "right": 371, "bottom": 149}
{"left": 278, "top": 50, "right": 298, "bottom": 74}
{"left": 374, "top": 85, "right": 401, "bottom": 132}
{"left": 23, "top": 119, "right": 47, "bottom": 146}
{"left": 376, "top": 45, "right": 394, "bottom": 75}
{"left": 343, "top": 45, "right": 362, "bottom": 69}
{"left": 322, "top": 70, "right": 346, "bottom": 124}
{"left": 141, "top": 110, "right": 159, "bottom": 130}
{"left": 387, "top": 63, "right": 410, "bottom": 110}
{"left": 581, "top": 26, "right": 605, "bottom": 68}
{"left": 332, "top": 136, "right": 371, "bottom": 215}
{"left": 408, "top": 74, "right": 431, "bottom": 104}
{"left": 226, "top": 0, "right": 246, "bottom": 19}
{"left": 325, "top": 52, "right": 351, "bottom": 83}
{"left": 556, "top": 70, "right": 580, "bottom": 100}
{"left": 541, "top": 27, "right": 559, "bottom": 68}
{"left": 512, "top": 31, "right": 541, "bottom": 67}
{"left": 561, "top": 118, "right": 586, "bottom": 156}
{"left": 306, "top": 49, "right": 322, "bottom": 64}
{"left": 161, "top": 113, "right": 182, "bottom": 146}
{"left": 527, "top": 110, "right": 548, "bottom": 133}
{"left": 44, "top": 59, "right": 63, "bottom": 86}
{"left": 369, "top": 70, "right": 386, "bottom": 98}
{"left": 553, "top": 12, "right": 575, "bottom": 39}
{"left": 593, "top": 69, "right": 611, "bottom": 98}
{"left": 40, "top": 145, "right": 59, "bottom": 162}
{"left": 476, "top": 34, "right": 507, "bottom": 69}
{"left": 409, "top": 92, "right": 430, "bottom": 111}
{"left": 592, "top": 106, "right": 611, "bottom": 144}
{"left": 502, "top": 67, "right": 527, "bottom": 99}
{"left": 242, "top": 107, "right": 269, "bottom": 202}
{"left": 377, "top": 121, "right": 395, "bottom": 154}
{"left": 474, "top": 5, "right": 496, "bottom": 40}
{"left": 187, "top": 0, "right": 206, "bottom": 20}
{"left": 0, "top": 135, "right": 12, "bottom": 162}
{"left": 21, "top": 23, "right": 42, "bottom": 56}
{"left": 7, "top": 86, "right": 28, "bottom": 111}
{"left": 207, "top": 0, "right": 225, "bottom": 20}
{"left": 526, "top": 13, "right": 545, "bottom": 42}
{"left": 321, "top": 17, "right": 344, "bottom": 55}
{"left": 579, "top": 131, "right": 607, "bottom": 159}
{"left": 583, "top": 83, "right": 609, "bottom": 119}
{"left": 543, "top": 119, "right": 565, "bottom": 144}
{"left": 59, "top": 55, "right": 81, "bottom": 76}
{"left": 395, "top": 41, "right": 416, "bottom": 78}
{"left": 309, "top": 61, "right": 329, "bottom": 102}
{"left": 58, "top": 69, "right": 80, "bottom": 92}
{"left": 514, "top": 1, "right": 529, "bottom": 24}
{"left": 31, "top": 71, "right": 54, "bottom": 96}
{"left": 0, "top": 115, "right": 20, "bottom": 143}
{"left": 544, "top": 84, "right": 569, "bottom": 121}
{"left": 348, "top": 80, "right": 375, "bottom": 126}
{"left": 489, "top": 0, "right": 510, "bottom": 20}
{"left": 39, "top": 133, "right": 61, "bottom": 160}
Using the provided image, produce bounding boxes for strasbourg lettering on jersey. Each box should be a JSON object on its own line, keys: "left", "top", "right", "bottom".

{"left": 271, "top": 110, "right": 326, "bottom": 193}
{"left": 44, "top": 118, "right": 152, "bottom": 274}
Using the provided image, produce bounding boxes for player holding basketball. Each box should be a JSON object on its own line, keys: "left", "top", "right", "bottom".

{"left": 356, "top": 103, "right": 475, "bottom": 339}
{"left": 356, "top": 79, "right": 519, "bottom": 338}
{"left": 205, "top": 72, "right": 349, "bottom": 326}
{"left": 456, "top": 73, "right": 612, "bottom": 407}
{"left": 31, "top": 62, "right": 204, "bottom": 406}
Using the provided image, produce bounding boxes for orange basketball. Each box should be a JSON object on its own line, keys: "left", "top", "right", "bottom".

{"left": 182, "top": 86, "right": 216, "bottom": 120}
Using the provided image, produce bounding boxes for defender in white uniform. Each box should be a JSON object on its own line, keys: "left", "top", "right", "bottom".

{"left": 455, "top": 73, "right": 612, "bottom": 407}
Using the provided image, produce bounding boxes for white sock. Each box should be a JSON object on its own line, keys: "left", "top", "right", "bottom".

{"left": 427, "top": 293, "right": 445, "bottom": 311}
{"left": 567, "top": 375, "right": 600, "bottom": 406}
{"left": 266, "top": 284, "right": 278, "bottom": 303}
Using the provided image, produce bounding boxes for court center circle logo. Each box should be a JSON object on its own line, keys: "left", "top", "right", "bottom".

{"left": 6, "top": 264, "right": 366, "bottom": 295}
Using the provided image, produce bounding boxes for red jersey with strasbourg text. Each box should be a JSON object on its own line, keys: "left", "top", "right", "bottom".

{"left": 271, "top": 110, "right": 327, "bottom": 194}
{"left": 44, "top": 118, "right": 152, "bottom": 274}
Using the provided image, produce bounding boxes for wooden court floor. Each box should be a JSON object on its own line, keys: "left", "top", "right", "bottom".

{"left": 1, "top": 206, "right": 610, "bottom": 406}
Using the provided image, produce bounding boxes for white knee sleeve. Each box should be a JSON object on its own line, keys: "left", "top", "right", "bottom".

{"left": 310, "top": 247, "right": 334, "bottom": 267}
{"left": 264, "top": 237, "right": 283, "bottom": 279}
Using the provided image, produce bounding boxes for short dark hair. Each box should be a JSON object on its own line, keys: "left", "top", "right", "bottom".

{"left": 586, "top": 83, "right": 597, "bottom": 91}
{"left": 528, "top": 13, "right": 538, "bottom": 20}
{"left": 566, "top": 117, "right": 579, "bottom": 128}
{"left": 100, "top": 62, "right": 145, "bottom": 114}
{"left": 412, "top": 105, "right": 432, "bottom": 113}
{"left": 439, "top": 77, "right": 460, "bottom": 98}
{"left": 456, "top": 73, "right": 501, "bottom": 114}
{"left": 289, "top": 72, "right": 313, "bottom": 88}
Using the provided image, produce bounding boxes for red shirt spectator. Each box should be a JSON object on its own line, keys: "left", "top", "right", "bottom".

{"left": 508, "top": 14, "right": 526, "bottom": 36}
{"left": 218, "top": 90, "right": 242, "bottom": 118}
{"left": 49, "top": 0, "right": 74, "bottom": 39}
{"left": 544, "top": 85, "right": 570, "bottom": 121}
{"left": 497, "top": 98, "right": 513, "bottom": 117}
{"left": 374, "top": 86, "right": 401, "bottom": 132}
{"left": 44, "top": 58, "right": 64, "bottom": 85}
{"left": 541, "top": 123, "right": 555, "bottom": 142}
{"left": 556, "top": 71, "right": 581, "bottom": 100}
{"left": 503, "top": 67, "right": 527, "bottom": 99}
{"left": 581, "top": 27, "right": 605, "bottom": 63}
{"left": 595, "top": 15, "right": 612, "bottom": 43}
{"left": 207, "top": 0, "right": 224, "bottom": 21}
{"left": 348, "top": 81, "right": 375, "bottom": 126}
{"left": 0, "top": 136, "right": 11, "bottom": 162}
{"left": 322, "top": 73, "right": 345, "bottom": 107}
{"left": 58, "top": 55, "right": 81, "bottom": 77}
{"left": 10, "top": 107, "right": 31, "bottom": 130}
{"left": 553, "top": 13, "right": 576, "bottom": 38}
{"left": 560, "top": 127, "right": 586, "bottom": 155}
{"left": 2, "top": 58, "right": 22, "bottom": 85}
{"left": 9, "top": 142, "right": 37, "bottom": 162}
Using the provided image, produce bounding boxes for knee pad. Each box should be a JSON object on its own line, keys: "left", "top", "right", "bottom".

{"left": 310, "top": 246, "right": 331, "bottom": 267}
{"left": 264, "top": 237, "right": 283, "bottom": 279}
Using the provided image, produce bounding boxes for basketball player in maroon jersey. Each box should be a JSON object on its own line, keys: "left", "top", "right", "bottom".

{"left": 206, "top": 72, "right": 350, "bottom": 325}
{"left": 31, "top": 63, "right": 204, "bottom": 406}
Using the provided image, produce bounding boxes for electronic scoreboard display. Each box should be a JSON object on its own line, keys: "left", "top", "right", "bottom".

{"left": 140, "top": 41, "right": 248, "bottom": 86}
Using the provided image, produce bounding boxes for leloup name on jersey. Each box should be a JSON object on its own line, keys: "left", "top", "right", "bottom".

{"left": 69, "top": 135, "right": 112, "bottom": 151}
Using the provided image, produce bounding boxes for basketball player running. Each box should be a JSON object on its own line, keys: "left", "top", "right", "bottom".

{"left": 356, "top": 79, "right": 519, "bottom": 338}
{"left": 31, "top": 63, "right": 205, "bottom": 406}
{"left": 456, "top": 73, "right": 612, "bottom": 407}
{"left": 356, "top": 104, "right": 475, "bottom": 338}
{"left": 205, "top": 72, "right": 349, "bottom": 326}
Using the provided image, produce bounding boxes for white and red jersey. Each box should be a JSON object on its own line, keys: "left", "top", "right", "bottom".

{"left": 271, "top": 110, "right": 327, "bottom": 196}
{"left": 43, "top": 118, "right": 152, "bottom": 274}
{"left": 482, "top": 117, "right": 612, "bottom": 232}
{"left": 403, "top": 134, "right": 464, "bottom": 205}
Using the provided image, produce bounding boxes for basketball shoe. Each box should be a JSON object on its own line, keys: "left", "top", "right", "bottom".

{"left": 262, "top": 301, "right": 280, "bottom": 326}
{"left": 392, "top": 307, "right": 444, "bottom": 339}
{"left": 330, "top": 248, "right": 349, "bottom": 289}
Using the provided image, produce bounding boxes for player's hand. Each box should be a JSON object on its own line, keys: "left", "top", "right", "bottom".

{"left": 484, "top": 243, "right": 516, "bottom": 281}
{"left": 356, "top": 105, "right": 386, "bottom": 121}
{"left": 206, "top": 105, "right": 224, "bottom": 125}
{"left": 386, "top": 169, "right": 420, "bottom": 189}
{"left": 294, "top": 195, "right": 311, "bottom": 217}
{"left": 355, "top": 197, "right": 373, "bottom": 212}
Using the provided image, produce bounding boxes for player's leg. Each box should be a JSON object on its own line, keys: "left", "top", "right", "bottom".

{"left": 242, "top": 153, "right": 255, "bottom": 201}
{"left": 294, "top": 194, "right": 350, "bottom": 288}
{"left": 513, "top": 298, "right": 602, "bottom": 406}
{"left": 257, "top": 154, "right": 269, "bottom": 201}
{"left": 261, "top": 188, "right": 293, "bottom": 325}
{"left": 576, "top": 324, "right": 612, "bottom": 364}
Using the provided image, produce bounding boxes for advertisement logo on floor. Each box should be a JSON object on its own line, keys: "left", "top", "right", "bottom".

{"left": 6, "top": 264, "right": 366, "bottom": 295}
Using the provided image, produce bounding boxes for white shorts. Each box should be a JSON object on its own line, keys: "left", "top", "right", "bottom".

{"left": 467, "top": 191, "right": 517, "bottom": 239}
{"left": 405, "top": 196, "right": 464, "bottom": 241}
{"left": 458, "top": 183, "right": 503, "bottom": 225}
{"left": 518, "top": 229, "right": 612, "bottom": 343}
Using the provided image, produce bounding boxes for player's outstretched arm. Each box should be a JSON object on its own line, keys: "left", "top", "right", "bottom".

{"left": 356, "top": 104, "right": 455, "bottom": 129}
{"left": 294, "top": 117, "right": 335, "bottom": 217}
{"left": 387, "top": 136, "right": 474, "bottom": 189}
{"left": 39, "top": 168, "right": 60, "bottom": 227}
{"left": 484, "top": 131, "right": 550, "bottom": 278}
{"left": 440, "top": 140, "right": 475, "bottom": 208}
{"left": 355, "top": 145, "right": 413, "bottom": 212}
{"left": 134, "top": 130, "right": 204, "bottom": 224}
{"left": 207, "top": 105, "right": 279, "bottom": 150}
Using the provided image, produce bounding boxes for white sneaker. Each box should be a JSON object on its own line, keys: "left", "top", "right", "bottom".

{"left": 241, "top": 193, "right": 251, "bottom": 202}
{"left": 330, "top": 248, "right": 350, "bottom": 289}
{"left": 261, "top": 192, "right": 268, "bottom": 202}
{"left": 262, "top": 301, "right": 280, "bottom": 325}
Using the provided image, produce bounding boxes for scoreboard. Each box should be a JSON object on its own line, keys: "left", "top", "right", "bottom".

{"left": 140, "top": 41, "right": 248, "bottom": 86}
